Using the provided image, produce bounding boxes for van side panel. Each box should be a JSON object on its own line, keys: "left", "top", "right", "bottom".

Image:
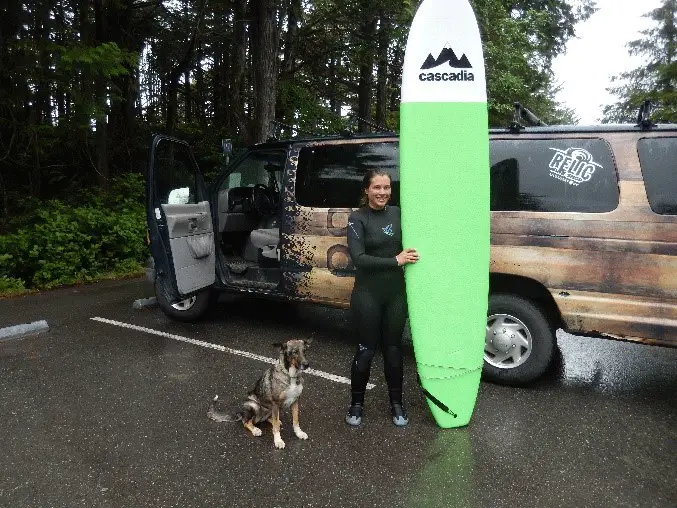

{"left": 279, "top": 144, "right": 356, "bottom": 307}
{"left": 490, "top": 132, "right": 677, "bottom": 347}
{"left": 554, "top": 290, "right": 677, "bottom": 346}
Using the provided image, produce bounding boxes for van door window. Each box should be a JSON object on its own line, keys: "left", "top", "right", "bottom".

{"left": 153, "top": 139, "right": 200, "bottom": 205}
{"left": 490, "top": 138, "right": 619, "bottom": 212}
{"left": 637, "top": 137, "right": 677, "bottom": 215}
{"left": 296, "top": 142, "right": 400, "bottom": 207}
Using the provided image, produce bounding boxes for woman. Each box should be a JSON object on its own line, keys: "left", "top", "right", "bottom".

{"left": 345, "top": 168, "right": 419, "bottom": 427}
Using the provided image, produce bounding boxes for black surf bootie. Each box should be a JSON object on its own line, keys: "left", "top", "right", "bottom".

{"left": 345, "top": 403, "right": 363, "bottom": 427}
{"left": 391, "top": 403, "right": 409, "bottom": 427}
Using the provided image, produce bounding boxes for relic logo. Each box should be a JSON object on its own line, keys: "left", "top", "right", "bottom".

{"left": 548, "top": 148, "right": 602, "bottom": 186}
{"left": 419, "top": 43, "right": 474, "bottom": 82}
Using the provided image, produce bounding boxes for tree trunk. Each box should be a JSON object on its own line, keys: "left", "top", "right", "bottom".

{"left": 389, "top": 44, "right": 404, "bottom": 114}
{"left": 0, "top": 0, "right": 23, "bottom": 103}
{"left": 375, "top": 16, "right": 390, "bottom": 128}
{"left": 94, "top": 0, "right": 109, "bottom": 190}
{"left": 104, "top": 0, "right": 144, "bottom": 175}
{"left": 329, "top": 57, "right": 338, "bottom": 116}
{"left": 231, "top": 0, "right": 248, "bottom": 140}
{"left": 166, "top": 74, "right": 180, "bottom": 137}
{"left": 35, "top": 2, "right": 52, "bottom": 126}
{"left": 75, "top": 0, "right": 93, "bottom": 127}
{"left": 357, "top": 18, "right": 377, "bottom": 133}
{"left": 0, "top": 0, "right": 24, "bottom": 215}
{"left": 184, "top": 69, "right": 192, "bottom": 123}
{"left": 165, "top": 0, "right": 207, "bottom": 136}
{"left": 195, "top": 45, "right": 207, "bottom": 128}
{"left": 250, "top": 0, "right": 280, "bottom": 143}
{"left": 277, "top": 0, "right": 301, "bottom": 135}
{"left": 55, "top": 1, "right": 67, "bottom": 122}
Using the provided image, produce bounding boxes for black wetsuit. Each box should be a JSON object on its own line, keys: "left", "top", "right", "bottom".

{"left": 347, "top": 205, "right": 407, "bottom": 407}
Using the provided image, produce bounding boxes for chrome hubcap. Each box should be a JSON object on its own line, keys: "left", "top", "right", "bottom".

{"left": 171, "top": 296, "right": 196, "bottom": 311}
{"left": 485, "top": 314, "right": 532, "bottom": 369}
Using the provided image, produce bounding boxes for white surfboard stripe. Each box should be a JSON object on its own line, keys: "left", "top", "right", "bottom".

{"left": 401, "top": 0, "right": 486, "bottom": 104}
{"left": 90, "top": 317, "right": 374, "bottom": 389}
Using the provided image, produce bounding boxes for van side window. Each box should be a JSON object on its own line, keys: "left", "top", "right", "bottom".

{"left": 637, "top": 138, "right": 677, "bottom": 215}
{"left": 296, "top": 142, "right": 400, "bottom": 207}
{"left": 490, "top": 139, "right": 619, "bottom": 212}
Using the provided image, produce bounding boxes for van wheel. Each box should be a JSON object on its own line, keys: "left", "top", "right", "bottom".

{"left": 155, "top": 277, "right": 213, "bottom": 322}
{"left": 483, "top": 294, "right": 555, "bottom": 385}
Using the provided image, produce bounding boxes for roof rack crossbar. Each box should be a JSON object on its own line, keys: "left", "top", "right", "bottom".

{"left": 344, "top": 114, "right": 395, "bottom": 135}
{"left": 267, "top": 120, "right": 322, "bottom": 142}
{"left": 636, "top": 99, "right": 656, "bottom": 130}
{"left": 509, "top": 102, "right": 548, "bottom": 132}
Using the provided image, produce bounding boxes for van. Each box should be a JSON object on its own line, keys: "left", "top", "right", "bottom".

{"left": 146, "top": 116, "right": 677, "bottom": 385}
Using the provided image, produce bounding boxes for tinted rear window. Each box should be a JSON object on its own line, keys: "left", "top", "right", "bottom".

{"left": 490, "top": 138, "right": 619, "bottom": 212}
{"left": 295, "top": 142, "right": 400, "bottom": 208}
{"left": 637, "top": 137, "right": 677, "bottom": 215}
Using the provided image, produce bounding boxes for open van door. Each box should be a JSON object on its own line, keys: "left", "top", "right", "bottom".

{"left": 146, "top": 135, "right": 216, "bottom": 320}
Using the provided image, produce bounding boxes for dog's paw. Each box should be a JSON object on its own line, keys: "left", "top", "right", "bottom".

{"left": 274, "top": 437, "right": 286, "bottom": 449}
{"left": 251, "top": 427, "right": 263, "bottom": 437}
{"left": 294, "top": 427, "right": 308, "bottom": 440}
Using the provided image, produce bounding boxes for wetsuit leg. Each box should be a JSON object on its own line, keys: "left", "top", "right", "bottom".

{"left": 349, "top": 287, "right": 382, "bottom": 405}
{"left": 381, "top": 290, "right": 408, "bottom": 406}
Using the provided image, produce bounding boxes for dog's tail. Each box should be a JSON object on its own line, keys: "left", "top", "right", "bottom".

{"left": 207, "top": 395, "right": 240, "bottom": 423}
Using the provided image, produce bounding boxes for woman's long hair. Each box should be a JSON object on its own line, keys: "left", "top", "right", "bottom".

{"left": 358, "top": 169, "right": 392, "bottom": 207}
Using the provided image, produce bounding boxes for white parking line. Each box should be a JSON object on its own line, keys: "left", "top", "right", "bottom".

{"left": 91, "top": 317, "right": 374, "bottom": 389}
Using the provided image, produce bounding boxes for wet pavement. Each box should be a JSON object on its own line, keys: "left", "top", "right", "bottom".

{"left": 0, "top": 278, "right": 675, "bottom": 508}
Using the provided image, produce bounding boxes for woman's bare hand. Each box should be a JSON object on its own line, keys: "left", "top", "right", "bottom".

{"left": 396, "top": 248, "right": 419, "bottom": 266}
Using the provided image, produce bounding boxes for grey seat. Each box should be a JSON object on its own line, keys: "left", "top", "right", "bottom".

{"left": 250, "top": 228, "right": 279, "bottom": 258}
{"left": 243, "top": 227, "right": 280, "bottom": 261}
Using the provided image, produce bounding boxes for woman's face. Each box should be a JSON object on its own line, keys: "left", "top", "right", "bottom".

{"left": 365, "top": 174, "right": 392, "bottom": 210}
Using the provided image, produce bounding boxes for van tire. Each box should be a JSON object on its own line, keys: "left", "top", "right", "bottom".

{"left": 155, "top": 277, "right": 213, "bottom": 322}
{"left": 482, "top": 294, "right": 555, "bottom": 385}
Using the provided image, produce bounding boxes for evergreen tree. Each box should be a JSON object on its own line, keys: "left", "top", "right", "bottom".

{"left": 603, "top": 0, "right": 677, "bottom": 123}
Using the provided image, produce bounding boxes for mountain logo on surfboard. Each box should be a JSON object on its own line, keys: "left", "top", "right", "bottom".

{"left": 421, "top": 44, "right": 472, "bottom": 70}
{"left": 418, "top": 43, "right": 475, "bottom": 82}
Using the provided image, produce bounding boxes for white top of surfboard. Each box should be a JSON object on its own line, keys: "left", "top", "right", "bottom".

{"left": 401, "top": 0, "right": 487, "bottom": 104}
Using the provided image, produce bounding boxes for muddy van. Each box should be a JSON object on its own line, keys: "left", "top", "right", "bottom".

{"left": 146, "top": 121, "right": 677, "bottom": 385}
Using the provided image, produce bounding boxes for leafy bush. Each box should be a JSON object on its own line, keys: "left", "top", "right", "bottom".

{"left": 0, "top": 276, "right": 25, "bottom": 295}
{"left": 0, "top": 173, "right": 147, "bottom": 291}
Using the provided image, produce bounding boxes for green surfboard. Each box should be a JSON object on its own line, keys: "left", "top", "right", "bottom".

{"left": 400, "top": 0, "right": 490, "bottom": 428}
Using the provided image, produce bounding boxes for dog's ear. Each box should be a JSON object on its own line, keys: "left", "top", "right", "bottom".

{"left": 272, "top": 342, "right": 285, "bottom": 350}
{"left": 303, "top": 338, "right": 312, "bottom": 348}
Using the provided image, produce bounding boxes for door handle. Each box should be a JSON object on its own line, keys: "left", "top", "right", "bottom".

{"left": 188, "top": 218, "right": 198, "bottom": 231}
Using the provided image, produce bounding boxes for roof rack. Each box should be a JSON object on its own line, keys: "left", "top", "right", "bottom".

{"left": 636, "top": 99, "right": 656, "bottom": 130}
{"left": 267, "top": 120, "right": 323, "bottom": 142}
{"left": 509, "top": 102, "right": 548, "bottom": 133}
{"left": 342, "top": 114, "right": 396, "bottom": 136}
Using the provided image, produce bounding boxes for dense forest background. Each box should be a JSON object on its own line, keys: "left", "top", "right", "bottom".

{"left": 1, "top": 0, "right": 596, "bottom": 220}
{"left": 7, "top": 0, "right": 675, "bottom": 293}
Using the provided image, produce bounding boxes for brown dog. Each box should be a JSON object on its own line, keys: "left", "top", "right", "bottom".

{"left": 208, "top": 339, "right": 311, "bottom": 449}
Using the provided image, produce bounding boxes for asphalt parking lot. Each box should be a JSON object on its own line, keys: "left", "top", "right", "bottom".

{"left": 1, "top": 278, "right": 675, "bottom": 508}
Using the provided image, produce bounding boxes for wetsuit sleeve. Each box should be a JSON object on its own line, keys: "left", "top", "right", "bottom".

{"left": 348, "top": 214, "right": 399, "bottom": 269}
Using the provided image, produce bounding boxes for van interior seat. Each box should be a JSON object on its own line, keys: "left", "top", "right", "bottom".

{"left": 219, "top": 187, "right": 281, "bottom": 261}
{"left": 249, "top": 227, "right": 280, "bottom": 259}
{"left": 217, "top": 188, "right": 258, "bottom": 232}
